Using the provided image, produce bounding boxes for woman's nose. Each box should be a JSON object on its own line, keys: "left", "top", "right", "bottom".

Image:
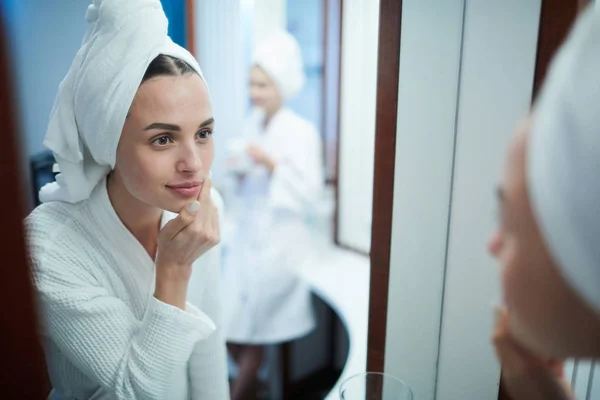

{"left": 488, "top": 230, "right": 503, "bottom": 258}
{"left": 176, "top": 143, "right": 202, "bottom": 173}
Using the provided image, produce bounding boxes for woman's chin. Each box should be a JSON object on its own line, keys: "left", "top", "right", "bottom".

{"left": 153, "top": 197, "right": 187, "bottom": 214}
{"left": 153, "top": 191, "right": 198, "bottom": 214}
{"left": 164, "top": 201, "right": 187, "bottom": 214}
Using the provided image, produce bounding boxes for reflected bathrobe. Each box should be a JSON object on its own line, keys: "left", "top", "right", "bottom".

{"left": 222, "top": 107, "right": 324, "bottom": 344}
{"left": 25, "top": 179, "right": 229, "bottom": 400}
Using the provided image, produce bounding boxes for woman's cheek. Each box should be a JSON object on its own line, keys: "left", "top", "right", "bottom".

{"left": 199, "top": 142, "right": 215, "bottom": 171}
{"left": 122, "top": 152, "right": 165, "bottom": 201}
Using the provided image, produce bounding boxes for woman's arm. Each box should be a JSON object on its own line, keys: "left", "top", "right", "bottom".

{"left": 33, "top": 252, "right": 216, "bottom": 400}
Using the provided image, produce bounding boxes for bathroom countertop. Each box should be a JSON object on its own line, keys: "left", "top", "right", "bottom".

{"left": 298, "top": 246, "right": 370, "bottom": 399}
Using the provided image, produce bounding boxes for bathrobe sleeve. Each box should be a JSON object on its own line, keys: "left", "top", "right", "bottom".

{"left": 31, "top": 247, "right": 216, "bottom": 400}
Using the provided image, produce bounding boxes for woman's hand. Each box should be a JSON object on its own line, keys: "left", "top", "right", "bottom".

{"left": 492, "top": 307, "right": 574, "bottom": 400}
{"left": 154, "top": 180, "right": 220, "bottom": 309}
{"left": 247, "top": 144, "right": 276, "bottom": 172}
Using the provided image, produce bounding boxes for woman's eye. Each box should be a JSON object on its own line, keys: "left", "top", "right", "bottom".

{"left": 151, "top": 135, "right": 172, "bottom": 146}
{"left": 196, "top": 130, "right": 212, "bottom": 140}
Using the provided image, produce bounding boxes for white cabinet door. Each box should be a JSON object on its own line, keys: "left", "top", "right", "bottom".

{"left": 384, "top": 1, "right": 542, "bottom": 399}
{"left": 384, "top": 1, "right": 465, "bottom": 399}
{"left": 337, "top": 0, "right": 380, "bottom": 253}
{"left": 436, "top": 1, "right": 541, "bottom": 399}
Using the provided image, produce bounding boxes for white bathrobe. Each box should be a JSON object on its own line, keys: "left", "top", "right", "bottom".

{"left": 26, "top": 179, "right": 229, "bottom": 400}
{"left": 222, "top": 107, "right": 324, "bottom": 344}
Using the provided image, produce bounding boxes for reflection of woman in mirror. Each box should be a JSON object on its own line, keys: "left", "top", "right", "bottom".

{"left": 25, "top": 1, "right": 228, "bottom": 398}
{"left": 222, "top": 31, "right": 325, "bottom": 400}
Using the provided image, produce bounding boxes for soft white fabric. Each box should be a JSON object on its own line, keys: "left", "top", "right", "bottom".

{"left": 529, "top": 5, "right": 600, "bottom": 314}
{"left": 26, "top": 180, "right": 229, "bottom": 400}
{"left": 39, "top": 0, "right": 204, "bottom": 204}
{"left": 222, "top": 107, "right": 323, "bottom": 343}
{"left": 252, "top": 30, "right": 306, "bottom": 100}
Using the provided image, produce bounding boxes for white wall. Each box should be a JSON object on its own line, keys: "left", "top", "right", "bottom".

{"left": 337, "top": 0, "right": 380, "bottom": 253}
{"left": 436, "top": 2, "right": 541, "bottom": 399}
{"left": 383, "top": 1, "right": 465, "bottom": 398}
{"left": 384, "top": 1, "right": 541, "bottom": 399}
{"left": 253, "top": 0, "right": 286, "bottom": 47}
{"left": 193, "top": 0, "right": 245, "bottom": 189}
{"left": 323, "top": 0, "right": 341, "bottom": 181}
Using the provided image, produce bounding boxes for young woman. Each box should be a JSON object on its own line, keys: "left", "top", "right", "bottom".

{"left": 26, "top": 1, "right": 228, "bottom": 399}
{"left": 490, "top": 4, "right": 600, "bottom": 399}
{"left": 222, "top": 31, "right": 324, "bottom": 400}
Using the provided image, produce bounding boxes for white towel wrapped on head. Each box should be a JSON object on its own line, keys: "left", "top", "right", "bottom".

{"left": 252, "top": 30, "right": 305, "bottom": 100}
{"left": 39, "top": 0, "right": 205, "bottom": 204}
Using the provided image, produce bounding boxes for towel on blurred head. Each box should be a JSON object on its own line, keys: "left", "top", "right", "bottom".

{"left": 252, "top": 30, "right": 305, "bottom": 100}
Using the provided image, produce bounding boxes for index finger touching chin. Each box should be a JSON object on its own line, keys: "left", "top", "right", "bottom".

{"left": 199, "top": 179, "right": 213, "bottom": 203}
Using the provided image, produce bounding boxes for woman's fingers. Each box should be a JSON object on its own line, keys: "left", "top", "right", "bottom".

{"left": 492, "top": 307, "right": 542, "bottom": 376}
{"left": 156, "top": 178, "right": 220, "bottom": 267}
{"left": 199, "top": 179, "right": 212, "bottom": 205}
{"left": 210, "top": 202, "right": 220, "bottom": 243}
{"left": 493, "top": 307, "right": 565, "bottom": 378}
{"left": 186, "top": 179, "right": 219, "bottom": 249}
{"left": 160, "top": 200, "right": 200, "bottom": 240}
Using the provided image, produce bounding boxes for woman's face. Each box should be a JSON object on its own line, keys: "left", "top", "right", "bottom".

{"left": 488, "top": 117, "right": 600, "bottom": 358}
{"left": 249, "top": 66, "right": 282, "bottom": 115}
{"left": 113, "top": 73, "right": 214, "bottom": 214}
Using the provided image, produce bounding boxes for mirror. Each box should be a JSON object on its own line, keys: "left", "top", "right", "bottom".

{"left": 2, "top": 0, "right": 377, "bottom": 399}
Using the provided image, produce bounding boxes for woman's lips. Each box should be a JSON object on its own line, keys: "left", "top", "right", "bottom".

{"left": 166, "top": 182, "right": 202, "bottom": 198}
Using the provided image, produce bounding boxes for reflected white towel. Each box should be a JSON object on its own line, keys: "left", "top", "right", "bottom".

{"left": 253, "top": 30, "right": 305, "bottom": 100}
{"left": 39, "top": 0, "right": 204, "bottom": 203}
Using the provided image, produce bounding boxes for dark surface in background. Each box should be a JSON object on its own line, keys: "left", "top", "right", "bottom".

{"left": 531, "top": 0, "right": 579, "bottom": 102}
{"left": 0, "top": 12, "right": 50, "bottom": 398}
{"left": 30, "top": 151, "right": 56, "bottom": 206}
{"left": 367, "top": 0, "right": 402, "bottom": 374}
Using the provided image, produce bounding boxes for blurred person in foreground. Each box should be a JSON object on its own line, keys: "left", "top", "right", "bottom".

{"left": 489, "top": 4, "right": 600, "bottom": 400}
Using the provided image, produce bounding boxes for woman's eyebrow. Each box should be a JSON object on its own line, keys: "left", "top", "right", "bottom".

{"left": 144, "top": 122, "right": 180, "bottom": 131}
{"left": 144, "top": 118, "right": 214, "bottom": 131}
{"left": 199, "top": 117, "right": 215, "bottom": 128}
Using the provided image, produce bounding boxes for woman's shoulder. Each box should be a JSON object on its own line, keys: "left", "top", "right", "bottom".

{"left": 25, "top": 201, "right": 96, "bottom": 274}
{"left": 26, "top": 201, "right": 80, "bottom": 240}
{"left": 26, "top": 199, "right": 84, "bottom": 233}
